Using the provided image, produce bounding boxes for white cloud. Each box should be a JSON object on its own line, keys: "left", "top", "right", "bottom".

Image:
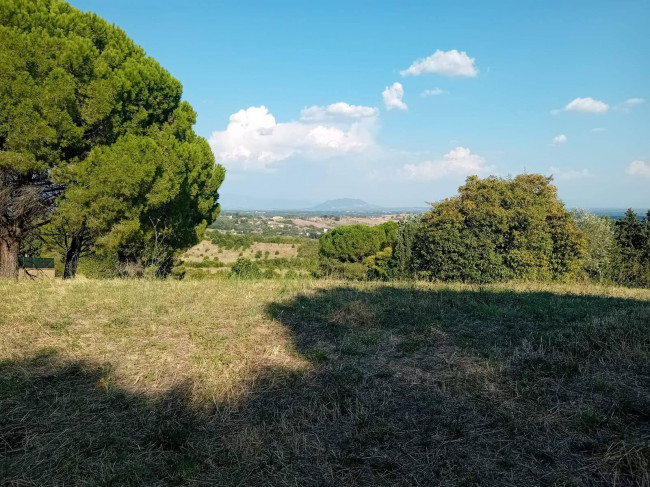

{"left": 300, "top": 102, "right": 378, "bottom": 122}
{"left": 625, "top": 160, "right": 650, "bottom": 179}
{"left": 590, "top": 127, "right": 606, "bottom": 132}
{"left": 421, "top": 87, "right": 447, "bottom": 97}
{"left": 549, "top": 167, "right": 594, "bottom": 181}
{"left": 402, "top": 147, "right": 490, "bottom": 181}
{"left": 382, "top": 82, "right": 407, "bottom": 110}
{"left": 623, "top": 98, "right": 645, "bottom": 106}
{"left": 209, "top": 105, "right": 376, "bottom": 170}
{"left": 561, "top": 97, "right": 609, "bottom": 114}
{"left": 615, "top": 98, "right": 645, "bottom": 112}
{"left": 551, "top": 134, "right": 567, "bottom": 145}
{"left": 401, "top": 49, "right": 478, "bottom": 77}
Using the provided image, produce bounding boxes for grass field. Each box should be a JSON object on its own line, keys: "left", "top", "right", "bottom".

{"left": 1, "top": 279, "right": 649, "bottom": 485}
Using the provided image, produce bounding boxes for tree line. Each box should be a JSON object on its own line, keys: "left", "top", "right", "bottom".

{"left": 0, "top": 0, "right": 224, "bottom": 278}
{"left": 319, "top": 174, "right": 650, "bottom": 287}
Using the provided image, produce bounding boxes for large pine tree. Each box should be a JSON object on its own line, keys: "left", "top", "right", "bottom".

{"left": 0, "top": 0, "right": 224, "bottom": 277}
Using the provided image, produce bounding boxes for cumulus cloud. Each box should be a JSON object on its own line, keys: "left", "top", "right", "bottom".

{"left": 300, "top": 102, "right": 378, "bottom": 122}
{"left": 421, "top": 87, "right": 447, "bottom": 97}
{"left": 382, "top": 82, "right": 407, "bottom": 110}
{"left": 551, "top": 134, "right": 567, "bottom": 145}
{"left": 625, "top": 160, "right": 650, "bottom": 179}
{"left": 559, "top": 97, "right": 609, "bottom": 114}
{"left": 401, "top": 147, "right": 490, "bottom": 181}
{"left": 209, "top": 105, "right": 376, "bottom": 170}
{"left": 401, "top": 49, "right": 478, "bottom": 77}
{"left": 549, "top": 167, "right": 594, "bottom": 181}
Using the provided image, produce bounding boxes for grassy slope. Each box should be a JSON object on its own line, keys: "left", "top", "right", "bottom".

{"left": 1, "top": 279, "right": 649, "bottom": 485}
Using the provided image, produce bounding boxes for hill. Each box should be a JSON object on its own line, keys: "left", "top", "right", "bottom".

{"left": 310, "top": 198, "right": 381, "bottom": 212}
{"left": 1, "top": 279, "right": 649, "bottom": 485}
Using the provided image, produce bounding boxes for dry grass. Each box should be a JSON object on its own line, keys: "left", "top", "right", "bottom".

{"left": 183, "top": 240, "right": 298, "bottom": 263}
{"left": 1, "top": 279, "right": 649, "bottom": 485}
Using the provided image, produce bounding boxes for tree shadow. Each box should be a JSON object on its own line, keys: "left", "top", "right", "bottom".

{"left": 0, "top": 350, "right": 206, "bottom": 485}
{"left": 1, "top": 286, "right": 649, "bottom": 485}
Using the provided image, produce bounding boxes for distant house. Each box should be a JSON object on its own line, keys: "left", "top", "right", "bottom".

{"left": 19, "top": 257, "right": 55, "bottom": 279}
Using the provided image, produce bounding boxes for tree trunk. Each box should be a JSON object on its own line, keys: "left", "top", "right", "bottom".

{"left": 0, "top": 234, "right": 20, "bottom": 279}
{"left": 63, "top": 235, "right": 83, "bottom": 279}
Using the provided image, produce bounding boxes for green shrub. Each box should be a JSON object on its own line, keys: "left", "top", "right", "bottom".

{"left": 612, "top": 210, "right": 650, "bottom": 287}
{"left": 230, "top": 257, "right": 261, "bottom": 279}
{"left": 77, "top": 254, "right": 120, "bottom": 279}
{"left": 319, "top": 221, "right": 398, "bottom": 263}
{"left": 414, "top": 175, "right": 586, "bottom": 283}
{"left": 182, "top": 258, "right": 226, "bottom": 269}
{"left": 574, "top": 209, "right": 618, "bottom": 281}
{"left": 389, "top": 216, "right": 422, "bottom": 279}
{"left": 365, "top": 247, "right": 393, "bottom": 280}
{"left": 319, "top": 258, "right": 368, "bottom": 280}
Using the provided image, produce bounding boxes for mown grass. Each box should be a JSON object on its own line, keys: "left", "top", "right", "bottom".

{"left": 1, "top": 279, "right": 649, "bottom": 485}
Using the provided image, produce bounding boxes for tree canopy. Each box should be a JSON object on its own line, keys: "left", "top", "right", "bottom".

{"left": 413, "top": 175, "right": 585, "bottom": 283}
{"left": 0, "top": 0, "right": 224, "bottom": 277}
{"left": 319, "top": 221, "right": 398, "bottom": 263}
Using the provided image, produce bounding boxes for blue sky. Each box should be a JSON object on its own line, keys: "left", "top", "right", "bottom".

{"left": 71, "top": 0, "right": 649, "bottom": 209}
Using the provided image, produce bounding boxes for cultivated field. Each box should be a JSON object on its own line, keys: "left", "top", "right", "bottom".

{"left": 1, "top": 279, "right": 649, "bottom": 485}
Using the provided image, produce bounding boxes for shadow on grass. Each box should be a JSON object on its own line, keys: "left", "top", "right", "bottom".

{"left": 1, "top": 286, "right": 649, "bottom": 485}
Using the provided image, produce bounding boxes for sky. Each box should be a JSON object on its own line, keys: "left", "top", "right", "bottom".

{"left": 70, "top": 0, "right": 650, "bottom": 210}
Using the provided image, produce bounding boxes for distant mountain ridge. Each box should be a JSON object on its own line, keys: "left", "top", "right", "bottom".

{"left": 310, "top": 199, "right": 381, "bottom": 212}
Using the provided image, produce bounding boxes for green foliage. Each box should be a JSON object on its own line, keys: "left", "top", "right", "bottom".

{"left": 319, "top": 221, "right": 398, "bottom": 263}
{"left": 573, "top": 209, "right": 618, "bottom": 281}
{"left": 612, "top": 210, "right": 650, "bottom": 287}
{"left": 0, "top": 0, "right": 224, "bottom": 277}
{"left": 182, "top": 258, "right": 227, "bottom": 269}
{"left": 230, "top": 257, "right": 261, "bottom": 279}
{"left": 364, "top": 247, "right": 393, "bottom": 280}
{"left": 414, "top": 175, "right": 586, "bottom": 283}
{"left": 77, "top": 254, "right": 120, "bottom": 279}
{"left": 209, "top": 232, "right": 254, "bottom": 250}
{"left": 319, "top": 260, "right": 369, "bottom": 280}
{"left": 389, "top": 216, "right": 422, "bottom": 278}
{"left": 56, "top": 102, "right": 225, "bottom": 274}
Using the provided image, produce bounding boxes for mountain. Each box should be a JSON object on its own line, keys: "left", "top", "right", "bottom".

{"left": 310, "top": 199, "right": 382, "bottom": 212}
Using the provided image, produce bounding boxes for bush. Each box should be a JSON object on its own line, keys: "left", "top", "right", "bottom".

{"left": 230, "top": 257, "right": 261, "bottom": 279}
{"left": 319, "top": 221, "right": 398, "bottom": 263}
{"left": 365, "top": 247, "right": 393, "bottom": 280}
{"left": 414, "top": 175, "right": 586, "bottom": 283}
{"left": 574, "top": 209, "right": 618, "bottom": 281}
{"left": 389, "top": 216, "right": 422, "bottom": 279}
{"left": 77, "top": 254, "right": 120, "bottom": 279}
{"left": 611, "top": 210, "right": 650, "bottom": 287}
{"left": 319, "top": 258, "right": 368, "bottom": 280}
{"left": 182, "top": 258, "right": 227, "bottom": 269}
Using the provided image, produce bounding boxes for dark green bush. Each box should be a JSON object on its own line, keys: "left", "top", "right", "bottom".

{"left": 414, "top": 175, "right": 586, "bottom": 283}
{"left": 611, "top": 210, "right": 650, "bottom": 287}
{"left": 230, "top": 257, "right": 261, "bottom": 279}
{"left": 389, "top": 216, "right": 422, "bottom": 279}
{"left": 319, "top": 221, "right": 398, "bottom": 263}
